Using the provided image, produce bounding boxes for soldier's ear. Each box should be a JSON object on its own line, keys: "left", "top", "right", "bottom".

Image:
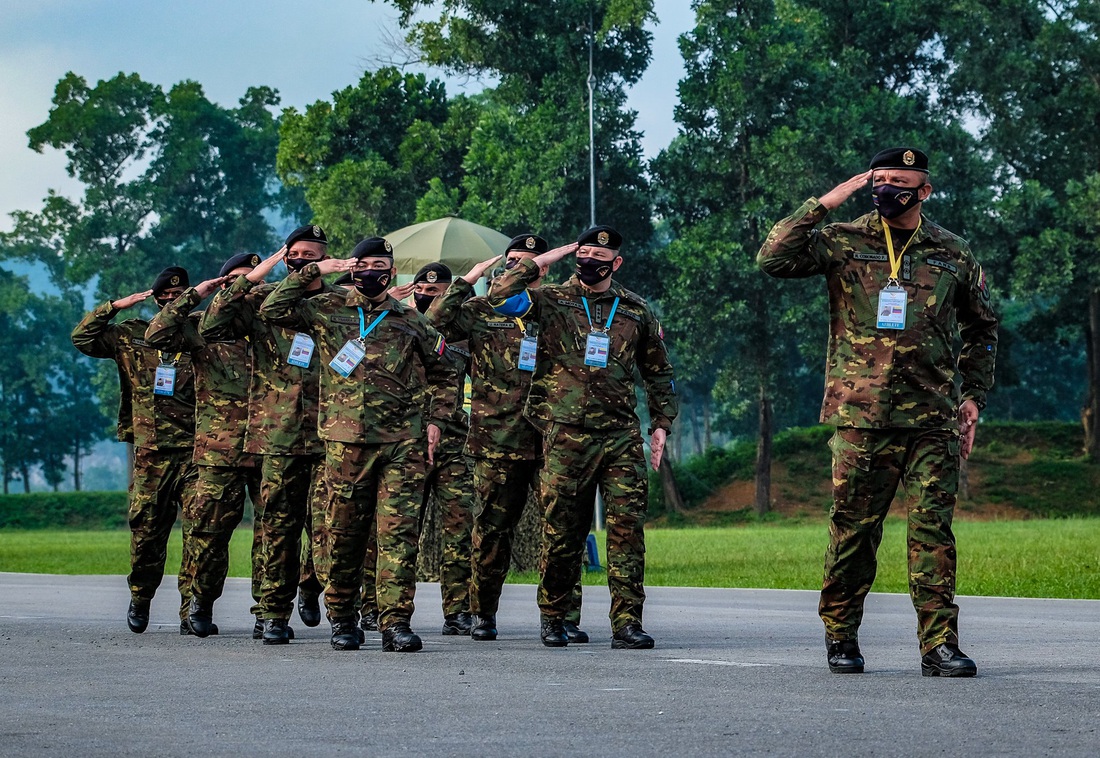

{"left": 612, "top": 256, "right": 623, "bottom": 272}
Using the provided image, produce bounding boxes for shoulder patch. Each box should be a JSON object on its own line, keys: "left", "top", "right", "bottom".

{"left": 556, "top": 298, "right": 585, "bottom": 310}
{"left": 330, "top": 316, "right": 359, "bottom": 325}
{"left": 926, "top": 258, "right": 958, "bottom": 274}
{"left": 853, "top": 252, "right": 888, "bottom": 262}
{"left": 485, "top": 321, "right": 517, "bottom": 329}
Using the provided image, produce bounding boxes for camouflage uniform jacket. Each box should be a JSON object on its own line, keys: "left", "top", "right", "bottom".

{"left": 757, "top": 198, "right": 999, "bottom": 428}
{"left": 71, "top": 301, "right": 196, "bottom": 451}
{"left": 198, "top": 275, "right": 336, "bottom": 456}
{"left": 145, "top": 287, "right": 255, "bottom": 467}
{"left": 487, "top": 258, "right": 678, "bottom": 434}
{"left": 258, "top": 263, "right": 460, "bottom": 445}
{"left": 428, "top": 277, "right": 542, "bottom": 460}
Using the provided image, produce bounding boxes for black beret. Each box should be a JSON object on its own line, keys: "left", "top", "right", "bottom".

{"left": 869, "top": 147, "right": 929, "bottom": 174}
{"left": 577, "top": 225, "right": 622, "bottom": 251}
{"left": 152, "top": 266, "right": 189, "bottom": 295}
{"left": 285, "top": 224, "right": 328, "bottom": 248}
{"left": 506, "top": 234, "right": 548, "bottom": 254}
{"left": 350, "top": 237, "right": 394, "bottom": 259}
{"left": 218, "top": 252, "right": 262, "bottom": 277}
{"left": 413, "top": 262, "right": 452, "bottom": 285}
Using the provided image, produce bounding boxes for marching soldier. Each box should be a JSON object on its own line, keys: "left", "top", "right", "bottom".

{"left": 259, "top": 237, "right": 460, "bottom": 652}
{"left": 72, "top": 266, "right": 199, "bottom": 634}
{"left": 487, "top": 226, "right": 678, "bottom": 649}
{"left": 758, "top": 147, "right": 998, "bottom": 677}
{"left": 198, "top": 226, "right": 335, "bottom": 644}
{"left": 430, "top": 235, "right": 587, "bottom": 643}
{"left": 144, "top": 253, "right": 264, "bottom": 637}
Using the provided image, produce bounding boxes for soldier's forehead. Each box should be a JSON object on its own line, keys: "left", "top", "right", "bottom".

{"left": 872, "top": 169, "right": 926, "bottom": 185}
{"left": 578, "top": 245, "right": 618, "bottom": 258}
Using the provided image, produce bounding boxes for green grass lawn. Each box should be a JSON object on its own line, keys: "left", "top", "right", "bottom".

{"left": 3, "top": 518, "right": 1099, "bottom": 599}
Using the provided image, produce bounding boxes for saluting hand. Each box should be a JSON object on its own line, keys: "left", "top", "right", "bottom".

{"left": 247, "top": 246, "right": 286, "bottom": 283}
{"left": 388, "top": 282, "right": 416, "bottom": 300}
{"left": 533, "top": 242, "right": 579, "bottom": 269}
{"left": 462, "top": 255, "right": 503, "bottom": 285}
{"left": 958, "top": 399, "right": 980, "bottom": 460}
{"left": 426, "top": 423, "right": 441, "bottom": 465}
{"left": 650, "top": 428, "right": 667, "bottom": 470}
{"left": 818, "top": 170, "right": 873, "bottom": 211}
{"left": 112, "top": 290, "right": 153, "bottom": 311}
{"left": 195, "top": 276, "right": 232, "bottom": 299}
{"left": 315, "top": 258, "right": 355, "bottom": 276}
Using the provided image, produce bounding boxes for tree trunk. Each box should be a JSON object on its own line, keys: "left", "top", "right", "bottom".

{"left": 659, "top": 456, "right": 688, "bottom": 515}
{"left": 704, "top": 399, "right": 712, "bottom": 450}
{"left": 754, "top": 384, "right": 773, "bottom": 516}
{"left": 20, "top": 463, "right": 30, "bottom": 494}
{"left": 73, "top": 441, "right": 83, "bottom": 492}
{"left": 1084, "top": 288, "right": 1100, "bottom": 460}
{"left": 958, "top": 456, "right": 970, "bottom": 501}
{"left": 691, "top": 399, "right": 703, "bottom": 456}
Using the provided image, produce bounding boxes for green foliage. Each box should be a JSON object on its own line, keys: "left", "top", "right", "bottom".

{"left": 0, "top": 492, "right": 128, "bottom": 529}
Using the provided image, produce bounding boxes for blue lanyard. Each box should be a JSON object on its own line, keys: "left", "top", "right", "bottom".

{"left": 582, "top": 296, "right": 619, "bottom": 331}
{"left": 357, "top": 307, "right": 388, "bottom": 341}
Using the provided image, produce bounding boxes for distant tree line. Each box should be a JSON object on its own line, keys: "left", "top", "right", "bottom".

{"left": 1, "top": 1, "right": 1095, "bottom": 505}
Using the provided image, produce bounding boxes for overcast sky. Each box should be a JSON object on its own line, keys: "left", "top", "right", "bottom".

{"left": 0, "top": 0, "right": 694, "bottom": 232}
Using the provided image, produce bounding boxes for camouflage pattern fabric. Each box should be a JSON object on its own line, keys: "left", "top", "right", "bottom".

{"left": 422, "top": 423, "right": 475, "bottom": 616}
{"left": 359, "top": 520, "right": 379, "bottom": 617}
{"left": 819, "top": 427, "right": 961, "bottom": 655}
{"left": 757, "top": 199, "right": 998, "bottom": 426}
{"left": 538, "top": 424, "right": 648, "bottom": 631}
{"left": 487, "top": 259, "right": 678, "bottom": 434}
{"left": 72, "top": 301, "right": 196, "bottom": 449}
{"left": 126, "top": 447, "right": 198, "bottom": 615}
{"left": 255, "top": 453, "right": 323, "bottom": 621}
{"left": 183, "top": 464, "right": 263, "bottom": 609}
{"left": 145, "top": 288, "right": 256, "bottom": 467}
{"left": 317, "top": 439, "right": 427, "bottom": 629}
{"left": 258, "top": 263, "right": 460, "bottom": 444}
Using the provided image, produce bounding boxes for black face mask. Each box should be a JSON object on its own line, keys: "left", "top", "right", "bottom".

{"left": 284, "top": 257, "right": 312, "bottom": 273}
{"left": 872, "top": 183, "right": 923, "bottom": 219}
{"left": 352, "top": 269, "right": 391, "bottom": 298}
{"left": 413, "top": 292, "right": 435, "bottom": 313}
{"left": 575, "top": 256, "right": 614, "bottom": 286}
{"left": 154, "top": 296, "right": 174, "bottom": 309}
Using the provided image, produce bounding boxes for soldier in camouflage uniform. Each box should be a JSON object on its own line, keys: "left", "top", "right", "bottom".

{"left": 487, "top": 226, "right": 678, "bottom": 649}
{"left": 72, "top": 266, "right": 198, "bottom": 634}
{"left": 429, "top": 234, "right": 587, "bottom": 644}
{"left": 145, "top": 253, "right": 265, "bottom": 638}
{"left": 757, "top": 147, "right": 998, "bottom": 677}
{"left": 199, "top": 226, "right": 337, "bottom": 645}
{"left": 259, "top": 237, "right": 460, "bottom": 653}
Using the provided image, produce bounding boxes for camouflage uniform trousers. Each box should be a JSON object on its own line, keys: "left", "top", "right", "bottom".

{"left": 256, "top": 453, "right": 324, "bottom": 621}
{"left": 319, "top": 438, "right": 427, "bottom": 629}
{"left": 538, "top": 423, "right": 648, "bottom": 632}
{"left": 127, "top": 446, "right": 198, "bottom": 620}
{"left": 424, "top": 428, "right": 476, "bottom": 616}
{"left": 820, "top": 426, "right": 962, "bottom": 655}
{"left": 184, "top": 464, "right": 263, "bottom": 612}
{"left": 471, "top": 457, "right": 583, "bottom": 623}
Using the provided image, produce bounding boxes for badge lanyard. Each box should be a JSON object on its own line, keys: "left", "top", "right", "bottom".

{"left": 877, "top": 220, "right": 921, "bottom": 331}
{"left": 154, "top": 351, "right": 181, "bottom": 396}
{"left": 516, "top": 316, "right": 537, "bottom": 372}
{"left": 582, "top": 296, "right": 619, "bottom": 368}
{"left": 329, "top": 307, "right": 388, "bottom": 377}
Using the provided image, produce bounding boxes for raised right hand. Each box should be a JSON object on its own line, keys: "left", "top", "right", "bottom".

{"left": 462, "top": 254, "right": 503, "bottom": 285}
{"left": 818, "top": 170, "right": 873, "bottom": 211}
{"left": 112, "top": 290, "right": 152, "bottom": 310}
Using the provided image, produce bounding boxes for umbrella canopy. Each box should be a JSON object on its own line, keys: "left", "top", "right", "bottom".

{"left": 383, "top": 217, "right": 511, "bottom": 276}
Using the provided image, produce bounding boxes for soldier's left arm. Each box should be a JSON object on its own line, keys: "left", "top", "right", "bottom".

{"left": 415, "top": 320, "right": 462, "bottom": 424}
{"left": 636, "top": 306, "right": 679, "bottom": 434}
{"left": 955, "top": 249, "right": 999, "bottom": 411}
{"left": 145, "top": 288, "right": 204, "bottom": 352}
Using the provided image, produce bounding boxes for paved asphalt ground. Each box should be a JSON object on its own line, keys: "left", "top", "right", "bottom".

{"left": 1, "top": 573, "right": 1097, "bottom": 757}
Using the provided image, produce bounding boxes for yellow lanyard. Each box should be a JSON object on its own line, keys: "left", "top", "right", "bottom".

{"left": 883, "top": 218, "right": 922, "bottom": 284}
{"left": 515, "top": 317, "right": 525, "bottom": 333}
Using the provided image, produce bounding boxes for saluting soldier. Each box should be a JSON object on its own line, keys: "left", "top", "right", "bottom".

{"left": 430, "top": 234, "right": 587, "bottom": 644}
{"left": 259, "top": 237, "right": 460, "bottom": 653}
{"left": 72, "top": 266, "right": 199, "bottom": 634}
{"left": 757, "top": 147, "right": 998, "bottom": 677}
{"left": 487, "top": 226, "right": 678, "bottom": 649}
{"left": 145, "top": 253, "right": 264, "bottom": 638}
{"left": 199, "top": 226, "right": 336, "bottom": 644}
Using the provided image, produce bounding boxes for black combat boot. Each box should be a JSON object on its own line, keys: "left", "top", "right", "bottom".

{"left": 263, "top": 618, "right": 292, "bottom": 645}
{"left": 471, "top": 614, "right": 497, "bottom": 641}
{"left": 826, "top": 639, "right": 865, "bottom": 674}
{"left": 180, "top": 620, "right": 219, "bottom": 636}
{"left": 442, "top": 612, "right": 474, "bottom": 635}
{"left": 127, "top": 599, "right": 150, "bottom": 634}
{"left": 187, "top": 597, "right": 216, "bottom": 638}
{"left": 920, "top": 644, "right": 977, "bottom": 677}
{"left": 382, "top": 622, "right": 423, "bottom": 652}
{"left": 612, "top": 624, "right": 654, "bottom": 649}
{"left": 297, "top": 591, "right": 321, "bottom": 628}
{"left": 360, "top": 609, "right": 379, "bottom": 632}
{"left": 563, "top": 620, "right": 589, "bottom": 644}
{"left": 331, "top": 618, "right": 361, "bottom": 651}
{"left": 540, "top": 618, "right": 568, "bottom": 648}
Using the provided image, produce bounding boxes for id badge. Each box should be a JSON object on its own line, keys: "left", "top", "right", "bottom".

{"left": 329, "top": 339, "right": 366, "bottom": 377}
{"left": 584, "top": 331, "right": 610, "bottom": 368}
{"left": 154, "top": 364, "right": 176, "bottom": 396}
{"left": 876, "top": 285, "right": 908, "bottom": 330}
{"left": 518, "top": 335, "right": 538, "bottom": 372}
{"left": 287, "top": 332, "right": 315, "bottom": 368}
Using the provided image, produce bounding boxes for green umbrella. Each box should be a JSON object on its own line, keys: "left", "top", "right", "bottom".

{"left": 384, "top": 217, "right": 510, "bottom": 276}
